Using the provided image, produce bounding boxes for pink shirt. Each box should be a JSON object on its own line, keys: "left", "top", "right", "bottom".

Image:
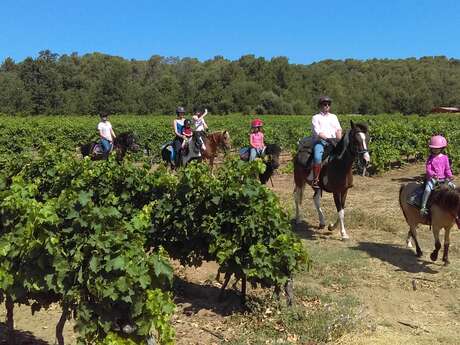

{"left": 426, "top": 153, "right": 453, "bottom": 180}
{"left": 250, "top": 132, "right": 265, "bottom": 149}
{"left": 311, "top": 112, "right": 341, "bottom": 140}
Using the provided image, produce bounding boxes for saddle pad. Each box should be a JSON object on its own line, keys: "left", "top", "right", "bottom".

{"left": 406, "top": 185, "right": 424, "bottom": 208}
{"left": 296, "top": 136, "right": 313, "bottom": 167}
{"left": 93, "top": 144, "right": 104, "bottom": 155}
{"left": 240, "top": 147, "right": 250, "bottom": 161}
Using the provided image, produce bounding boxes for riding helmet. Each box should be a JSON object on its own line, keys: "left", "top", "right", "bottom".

{"left": 251, "top": 118, "right": 263, "bottom": 128}
{"left": 429, "top": 135, "right": 448, "bottom": 148}
{"left": 318, "top": 96, "right": 332, "bottom": 106}
{"left": 176, "top": 106, "right": 186, "bottom": 115}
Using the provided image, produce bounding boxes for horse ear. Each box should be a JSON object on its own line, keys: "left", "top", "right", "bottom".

{"left": 350, "top": 120, "right": 355, "bottom": 129}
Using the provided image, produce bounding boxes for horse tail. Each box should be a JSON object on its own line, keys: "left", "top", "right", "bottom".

{"left": 293, "top": 158, "right": 306, "bottom": 207}
{"left": 398, "top": 184, "right": 409, "bottom": 223}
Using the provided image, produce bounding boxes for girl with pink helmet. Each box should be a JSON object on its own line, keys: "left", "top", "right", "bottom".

{"left": 420, "top": 135, "right": 456, "bottom": 217}
{"left": 249, "top": 118, "right": 266, "bottom": 161}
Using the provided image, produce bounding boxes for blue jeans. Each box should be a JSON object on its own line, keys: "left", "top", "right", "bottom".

{"left": 249, "top": 147, "right": 265, "bottom": 161}
{"left": 313, "top": 139, "right": 328, "bottom": 164}
{"left": 100, "top": 138, "right": 112, "bottom": 153}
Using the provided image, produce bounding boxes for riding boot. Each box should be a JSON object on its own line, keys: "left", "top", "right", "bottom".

{"left": 420, "top": 189, "right": 431, "bottom": 217}
{"left": 312, "top": 164, "right": 322, "bottom": 189}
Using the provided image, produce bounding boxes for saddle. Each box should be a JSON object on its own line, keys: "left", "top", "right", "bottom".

{"left": 296, "top": 137, "right": 336, "bottom": 169}
{"left": 92, "top": 143, "right": 104, "bottom": 155}
{"left": 406, "top": 181, "right": 454, "bottom": 209}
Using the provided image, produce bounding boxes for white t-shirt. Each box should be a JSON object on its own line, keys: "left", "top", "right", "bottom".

{"left": 311, "top": 112, "right": 341, "bottom": 140}
{"left": 97, "top": 121, "right": 113, "bottom": 141}
{"left": 193, "top": 115, "right": 207, "bottom": 131}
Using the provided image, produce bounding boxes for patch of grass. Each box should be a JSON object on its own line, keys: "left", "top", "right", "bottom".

{"left": 225, "top": 289, "right": 363, "bottom": 345}
{"left": 304, "top": 244, "right": 368, "bottom": 289}
{"left": 346, "top": 208, "right": 400, "bottom": 234}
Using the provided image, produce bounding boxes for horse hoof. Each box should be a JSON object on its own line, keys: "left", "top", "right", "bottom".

{"left": 443, "top": 260, "right": 450, "bottom": 266}
{"left": 416, "top": 251, "right": 423, "bottom": 258}
{"left": 406, "top": 241, "right": 413, "bottom": 249}
{"left": 318, "top": 223, "right": 326, "bottom": 230}
{"left": 341, "top": 234, "right": 350, "bottom": 241}
{"left": 327, "top": 224, "right": 334, "bottom": 231}
{"left": 430, "top": 252, "right": 438, "bottom": 261}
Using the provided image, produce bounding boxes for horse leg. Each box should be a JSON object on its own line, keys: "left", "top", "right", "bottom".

{"left": 406, "top": 230, "right": 413, "bottom": 248}
{"left": 430, "top": 225, "right": 442, "bottom": 262}
{"left": 333, "top": 192, "right": 348, "bottom": 240}
{"left": 409, "top": 225, "right": 423, "bottom": 257}
{"left": 294, "top": 185, "right": 305, "bottom": 224}
{"left": 442, "top": 226, "right": 452, "bottom": 265}
{"left": 313, "top": 189, "right": 326, "bottom": 229}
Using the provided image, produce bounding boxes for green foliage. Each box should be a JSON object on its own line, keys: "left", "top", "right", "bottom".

{"left": 2, "top": 52, "right": 460, "bottom": 115}
{"left": 0, "top": 149, "right": 308, "bottom": 344}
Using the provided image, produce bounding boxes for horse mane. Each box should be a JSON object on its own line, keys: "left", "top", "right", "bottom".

{"left": 333, "top": 122, "right": 369, "bottom": 158}
{"left": 430, "top": 187, "right": 460, "bottom": 216}
{"left": 265, "top": 143, "right": 281, "bottom": 155}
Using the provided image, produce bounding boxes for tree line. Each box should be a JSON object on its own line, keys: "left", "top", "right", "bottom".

{"left": 1, "top": 50, "right": 460, "bottom": 116}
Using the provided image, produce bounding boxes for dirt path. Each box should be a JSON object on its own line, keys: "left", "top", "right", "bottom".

{"left": 1, "top": 163, "right": 460, "bottom": 345}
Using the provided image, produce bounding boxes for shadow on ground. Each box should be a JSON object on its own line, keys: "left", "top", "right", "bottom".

{"left": 351, "top": 241, "right": 439, "bottom": 274}
{"left": 0, "top": 323, "right": 49, "bottom": 345}
{"left": 291, "top": 219, "right": 336, "bottom": 241}
{"left": 173, "top": 276, "right": 254, "bottom": 317}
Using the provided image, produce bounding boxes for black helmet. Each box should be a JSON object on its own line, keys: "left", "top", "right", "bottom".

{"left": 176, "top": 106, "right": 186, "bottom": 115}
{"left": 184, "top": 119, "right": 192, "bottom": 127}
{"left": 318, "top": 96, "right": 332, "bottom": 105}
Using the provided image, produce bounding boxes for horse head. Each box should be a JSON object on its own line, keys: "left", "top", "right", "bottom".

{"left": 259, "top": 143, "right": 281, "bottom": 184}
{"left": 219, "top": 131, "right": 232, "bottom": 152}
{"left": 115, "top": 132, "right": 140, "bottom": 153}
{"left": 349, "top": 121, "right": 370, "bottom": 168}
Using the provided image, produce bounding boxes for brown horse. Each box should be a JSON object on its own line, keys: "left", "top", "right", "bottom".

{"left": 201, "top": 131, "right": 231, "bottom": 170}
{"left": 294, "top": 121, "right": 370, "bottom": 240}
{"left": 399, "top": 183, "right": 460, "bottom": 265}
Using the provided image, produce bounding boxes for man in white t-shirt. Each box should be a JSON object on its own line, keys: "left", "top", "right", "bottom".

{"left": 311, "top": 96, "right": 342, "bottom": 188}
{"left": 97, "top": 113, "right": 116, "bottom": 154}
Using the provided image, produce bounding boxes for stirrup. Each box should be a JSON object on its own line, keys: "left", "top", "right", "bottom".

{"left": 420, "top": 207, "right": 429, "bottom": 217}
{"left": 312, "top": 179, "right": 320, "bottom": 189}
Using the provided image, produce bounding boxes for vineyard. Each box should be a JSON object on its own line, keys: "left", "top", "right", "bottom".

{"left": 1, "top": 113, "right": 460, "bottom": 345}
{"left": 1, "top": 114, "right": 460, "bottom": 174}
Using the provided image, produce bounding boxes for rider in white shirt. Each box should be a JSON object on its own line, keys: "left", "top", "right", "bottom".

{"left": 97, "top": 113, "right": 116, "bottom": 154}
{"left": 192, "top": 108, "right": 208, "bottom": 151}
{"left": 311, "top": 96, "right": 342, "bottom": 188}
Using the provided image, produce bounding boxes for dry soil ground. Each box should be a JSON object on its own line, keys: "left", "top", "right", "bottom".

{"left": 1, "top": 162, "right": 460, "bottom": 345}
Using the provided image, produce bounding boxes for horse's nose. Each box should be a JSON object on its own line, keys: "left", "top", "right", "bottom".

{"left": 363, "top": 152, "right": 370, "bottom": 164}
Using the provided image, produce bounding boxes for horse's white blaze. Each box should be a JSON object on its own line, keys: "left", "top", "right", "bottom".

{"left": 358, "top": 132, "right": 370, "bottom": 162}
{"left": 313, "top": 191, "right": 326, "bottom": 227}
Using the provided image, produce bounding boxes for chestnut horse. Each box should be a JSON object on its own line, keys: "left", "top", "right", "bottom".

{"left": 399, "top": 183, "right": 460, "bottom": 265}
{"left": 294, "top": 121, "right": 370, "bottom": 240}
{"left": 201, "top": 131, "right": 231, "bottom": 170}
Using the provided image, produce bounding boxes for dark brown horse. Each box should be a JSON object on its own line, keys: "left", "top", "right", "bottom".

{"left": 80, "top": 132, "right": 140, "bottom": 161}
{"left": 294, "top": 121, "right": 370, "bottom": 240}
{"left": 201, "top": 131, "right": 231, "bottom": 170}
{"left": 399, "top": 183, "right": 460, "bottom": 265}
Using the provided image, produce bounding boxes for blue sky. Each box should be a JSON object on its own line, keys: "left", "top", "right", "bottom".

{"left": 1, "top": 0, "right": 459, "bottom": 64}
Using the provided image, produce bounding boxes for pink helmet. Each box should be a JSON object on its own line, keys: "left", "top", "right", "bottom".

{"left": 428, "top": 135, "right": 447, "bottom": 148}
{"left": 251, "top": 118, "right": 263, "bottom": 128}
